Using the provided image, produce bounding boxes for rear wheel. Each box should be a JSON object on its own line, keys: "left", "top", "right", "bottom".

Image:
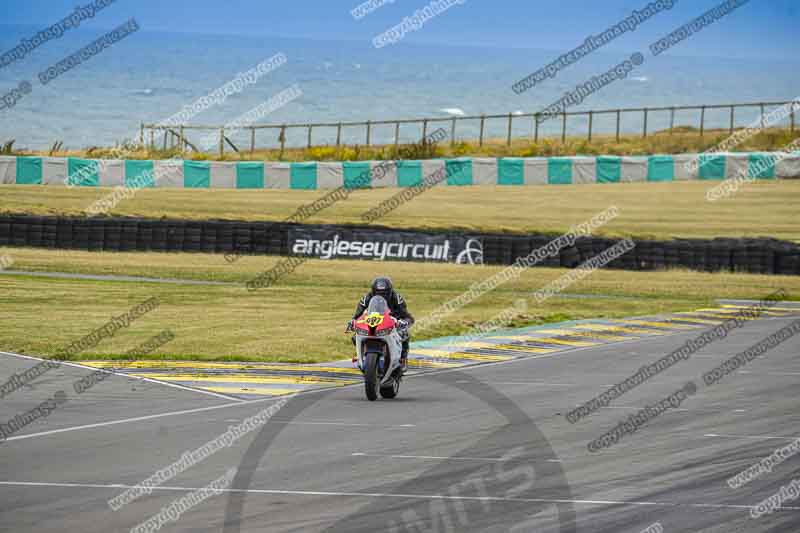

{"left": 364, "top": 352, "right": 380, "bottom": 401}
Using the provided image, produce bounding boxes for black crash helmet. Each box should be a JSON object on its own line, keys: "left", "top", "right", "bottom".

{"left": 371, "top": 277, "right": 393, "bottom": 300}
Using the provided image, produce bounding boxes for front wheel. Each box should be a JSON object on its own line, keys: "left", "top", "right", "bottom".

{"left": 380, "top": 377, "right": 400, "bottom": 399}
{"left": 364, "top": 352, "right": 380, "bottom": 401}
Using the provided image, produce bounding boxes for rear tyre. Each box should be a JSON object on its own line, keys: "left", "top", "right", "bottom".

{"left": 364, "top": 352, "right": 379, "bottom": 401}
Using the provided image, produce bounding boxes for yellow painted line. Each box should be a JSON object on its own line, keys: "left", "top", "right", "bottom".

{"left": 618, "top": 320, "right": 696, "bottom": 330}
{"left": 571, "top": 324, "right": 648, "bottom": 335}
{"left": 411, "top": 349, "right": 509, "bottom": 362}
{"left": 720, "top": 304, "right": 799, "bottom": 312}
{"left": 491, "top": 344, "right": 558, "bottom": 354}
{"left": 697, "top": 307, "right": 789, "bottom": 317}
{"left": 203, "top": 386, "right": 297, "bottom": 396}
{"left": 80, "top": 361, "right": 363, "bottom": 375}
{"left": 448, "top": 353, "right": 512, "bottom": 362}
{"left": 533, "top": 329, "right": 629, "bottom": 341}
{"left": 454, "top": 341, "right": 512, "bottom": 350}
{"left": 667, "top": 316, "right": 724, "bottom": 325}
{"left": 408, "top": 359, "right": 463, "bottom": 368}
{"left": 130, "top": 373, "right": 355, "bottom": 385}
{"left": 680, "top": 312, "right": 760, "bottom": 321}
{"left": 527, "top": 337, "right": 597, "bottom": 347}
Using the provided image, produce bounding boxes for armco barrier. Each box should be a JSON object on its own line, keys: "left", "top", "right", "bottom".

{"left": 1, "top": 214, "right": 799, "bottom": 275}
{"left": 1, "top": 152, "right": 800, "bottom": 189}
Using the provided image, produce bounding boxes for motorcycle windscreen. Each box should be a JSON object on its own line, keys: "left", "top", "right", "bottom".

{"left": 366, "top": 295, "right": 389, "bottom": 315}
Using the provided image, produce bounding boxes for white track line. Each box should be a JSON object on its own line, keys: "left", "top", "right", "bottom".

{"left": 0, "top": 481, "right": 797, "bottom": 512}
{"left": 351, "top": 452, "right": 562, "bottom": 463}
{"left": 1, "top": 321, "right": 792, "bottom": 442}
{"left": 2, "top": 398, "right": 276, "bottom": 442}
{"left": 704, "top": 433, "right": 799, "bottom": 441}
{"left": 0, "top": 350, "right": 244, "bottom": 402}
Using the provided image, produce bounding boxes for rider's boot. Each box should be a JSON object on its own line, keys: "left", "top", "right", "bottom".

{"left": 400, "top": 340, "right": 409, "bottom": 373}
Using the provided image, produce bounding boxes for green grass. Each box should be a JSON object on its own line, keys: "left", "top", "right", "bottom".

{"left": 3, "top": 180, "right": 799, "bottom": 241}
{"left": 2, "top": 247, "right": 798, "bottom": 363}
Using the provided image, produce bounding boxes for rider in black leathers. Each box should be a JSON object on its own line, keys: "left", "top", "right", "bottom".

{"left": 349, "top": 277, "right": 414, "bottom": 370}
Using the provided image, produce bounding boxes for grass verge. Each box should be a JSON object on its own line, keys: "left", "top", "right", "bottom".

{"left": 2, "top": 181, "right": 799, "bottom": 242}
{"left": 1, "top": 247, "right": 798, "bottom": 363}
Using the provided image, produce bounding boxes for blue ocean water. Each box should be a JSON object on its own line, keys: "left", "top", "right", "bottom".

{"left": 1, "top": 25, "right": 799, "bottom": 151}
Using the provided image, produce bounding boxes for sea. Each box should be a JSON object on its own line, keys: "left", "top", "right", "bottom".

{"left": 1, "top": 25, "right": 799, "bottom": 151}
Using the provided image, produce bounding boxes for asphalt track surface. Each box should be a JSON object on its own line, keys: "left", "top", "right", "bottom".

{"left": 1, "top": 314, "right": 799, "bottom": 532}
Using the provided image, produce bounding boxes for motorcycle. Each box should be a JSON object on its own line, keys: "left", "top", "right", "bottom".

{"left": 348, "top": 295, "right": 406, "bottom": 401}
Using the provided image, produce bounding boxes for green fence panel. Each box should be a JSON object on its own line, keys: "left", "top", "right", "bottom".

{"left": 183, "top": 161, "right": 210, "bottom": 188}
{"left": 698, "top": 155, "right": 726, "bottom": 180}
{"left": 396, "top": 161, "right": 422, "bottom": 187}
{"left": 67, "top": 157, "right": 99, "bottom": 187}
{"left": 16, "top": 156, "right": 42, "bottom": 185}
{"left": 446, "top": 159, "right": 472, "bottom": 186}
{"left": 498, "top": 158, "right": 524, "bottom": 185}
{"left": 290, "top": 162, "right": 317, "bottom": 190}
{"left": 344, "top": 162, "right": 372, "bottom": 189}
{"left": 597, "top": 156, "right": 621, "bottom": 183}
{"left": 647, "top": 156, "right": 675, "bottom": 181}
{"left": 548, "top": 158, "right": 572, "bottom": 184}
{"left": 236, "top": 162, "right": 264, "bottom": 189}
{"left": 748, "top": 153, "right": 777, "bottom": 180}
{"left": 124, "top": 160, "right": 155, "bottom": 188}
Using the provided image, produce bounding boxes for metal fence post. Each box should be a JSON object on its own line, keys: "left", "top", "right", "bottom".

{"left": 450, "top": 117, "right": 456, "bottom": 147}
{"left": 179, "top": 126, "right": 185, "bottom": 152}
{"left": 366, "top": 121, "right": 371, "bottom": 147}
{"left": 615, "top": 110, "right": 621, "bottom": 142}
{"left": 700, "top": 106, "right": 706, "bottom": 137}
{"left": 149, "top": 128, "right": 155, "bottom": 150}
{"left": 250, "top": 127, "right": 255, "bottom": 155}
{"left": 669, "top": 107, "right": 675, "bottom": 135}
{"left": 507, "top": 113, "right": 513, "bottom": 146}
{"left": 588, "top": 111, "right": 593, "bottom": 142}
{"left": 534, "top": 115, "right": 540, "bottom": 143}
{"left": 394, "top": 122, "right": 400, "bottom": 151}
{"left": 422, "top": 119, "right": 428, "bottom": 143}
{"left": 643, "top": 108, "right": 648, "bottom": 138}
{"left": 336, "top": 123, "right": 342, "bottom": 147}
{"left": 139, "top": 123, "right": 144, "bottom": 148}
{"left": 479, "top": 115, "right": 485, "bottom": 147}
{"left": 729, "top": 106, "right": 735, "bottom": 135}
{"left": 561, "top": 112, "right": 567, "bottom": 143}
{"left": 219, "top": 128, "right": 224, "bottom": 157}
{"left": 280, "top": 125, "right": 287, "bottom": 154}
{"left": 307, "top": 125, "right": 313, "bottom": 148}
{"left": 760, "top": 103, "right": 766, "bottom": 129}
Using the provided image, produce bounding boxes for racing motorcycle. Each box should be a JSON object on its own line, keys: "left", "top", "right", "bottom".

{"left": 347, "top": 296, "right": 407, "bottom": 401}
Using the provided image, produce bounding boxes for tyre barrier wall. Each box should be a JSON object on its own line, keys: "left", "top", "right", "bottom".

{"left": 1, "top": 152, "right": 800, "bottom": 189}
{"left": 1, "top": 214, "right": 799, "bottom": 276}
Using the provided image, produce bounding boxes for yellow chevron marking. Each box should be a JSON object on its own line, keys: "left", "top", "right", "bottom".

{"left": 696, "top": 307, "right": 789, "bottom": 317}
{"left": 203, "top": 386, "right": 297, "bottom": 396}
{"left": 527, "top": 337, "right": 597, "bottom": 347}
{"left": 679, "top": 312, "right": 760, "bottom": 321}
{"left": 408, "top": 359, "right": 463, "bottom": 368}
{"left": 571, "top": 324, "right": 648, "bottom": 335}
{"left": 666, "top": 316, "right": 724, "bottom": 325}
{"left": 720, "top": 304, "right": 799, "bottom": 313}
{"left": 533, "top": 329, "right": 629, "bottom": 341}
{"left": 455, "top": 341, "right": 512, "bottom": 350}
{"left": 448, "top": 352, "right": 513, "bottom": 362}
{"left": 80, "top": 361, "right": 363, "bottom": 375}
{"left": 618, "top": 320, "right": 696, "bottom": 330}
{"left": 491, "top": 344, "right": 558, "bottom": 354}
{"left": 411, "top": 349, "right": 510, "bottom": 362}
{"left": 132, "top": 373, "right": 355, "bottom": 386}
